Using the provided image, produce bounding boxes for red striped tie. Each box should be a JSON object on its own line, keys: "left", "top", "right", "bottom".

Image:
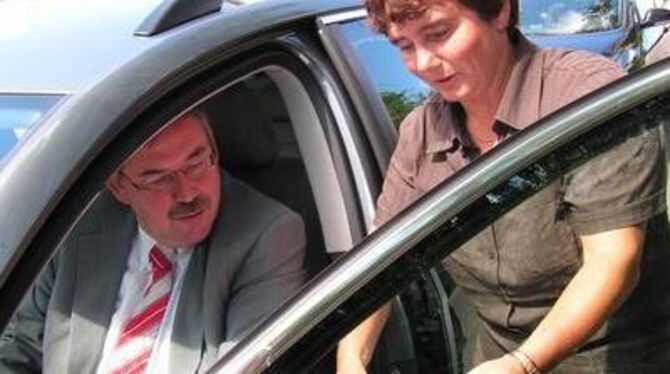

{"left": 107, "top": 246, "right": 173, "bottom": 374}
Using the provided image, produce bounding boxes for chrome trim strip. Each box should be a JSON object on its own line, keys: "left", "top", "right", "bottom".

{"left": 278, "top": 37, "right": 377, "bottom": 230}
{"left": 214, "top": 62, "right": 670, "bottom": 373}
{"left": 265, "top": 66, "right": 357, "bottom": 253}
{"left": 429, "top": 268, "right": 460, "bottom": 374}
{"left": 319, "top": 8, "right": 367, "bottom": 25}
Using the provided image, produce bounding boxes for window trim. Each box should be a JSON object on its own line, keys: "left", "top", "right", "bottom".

{"left": 277, "top": 34, "right": 380, "bottom": 236}
{"left": 318, "top": 13, "right": 400, "bottom": 190}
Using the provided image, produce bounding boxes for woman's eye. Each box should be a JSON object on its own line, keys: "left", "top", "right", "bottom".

{"left": 397, "top": 43, "right": 415, "bottom": 53}
{"left": 427, "top": 29, "right": 449, "bottom": 42}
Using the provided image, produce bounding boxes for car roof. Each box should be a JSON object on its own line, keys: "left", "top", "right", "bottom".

{"left": 0, "top": 0, "right": 361, "bottom": 95}
{"left": 0, "top": 0, "right": 169, "bottom": 94}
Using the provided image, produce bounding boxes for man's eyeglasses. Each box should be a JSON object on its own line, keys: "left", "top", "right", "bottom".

{"left": 120, "top": 152, "right": 217, "bottom": 192}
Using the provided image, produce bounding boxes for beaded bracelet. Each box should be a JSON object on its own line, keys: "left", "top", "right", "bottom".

{"left": 509, "top": 349, "right": 541, "bottom": 374}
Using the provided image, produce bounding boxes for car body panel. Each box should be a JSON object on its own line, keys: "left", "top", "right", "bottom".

{"left": 521, "top": 0, "right": 644, "bottom": 68}
{"left": 0, "top": 0, "right": 165, "bottom": 94}
{"left": 0, "top": 0, "right": 361, "bottom": 95}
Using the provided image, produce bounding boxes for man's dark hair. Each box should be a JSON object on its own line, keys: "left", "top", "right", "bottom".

{"left": 365, "top": 0, "right": 519, "bottom": 37}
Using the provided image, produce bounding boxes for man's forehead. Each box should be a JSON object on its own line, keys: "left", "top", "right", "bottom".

{"left": 133, "top": 145, "right": 209, "bottom": 177}
{"left": 124, "top": 113, "right": 213, "bottom": 169}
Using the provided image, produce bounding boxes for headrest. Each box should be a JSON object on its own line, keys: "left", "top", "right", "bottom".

{"left": 202, "top": 82, "right": 279, "bottom": 168}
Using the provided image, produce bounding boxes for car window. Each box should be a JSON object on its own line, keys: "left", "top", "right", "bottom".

{"left": 221, "top": 69, "right": 669, "bottom": 373}
{"left": 0, "top": 50, "right": 371, "bottom": 371}
{"left": 520, "top": 0, "right": 622, "bottom": 34}
{"left": 334, "top": 19, "right": 432, "bottom": 128}
{"left": 0, "top": 94, "right": 62, "bottom": 163}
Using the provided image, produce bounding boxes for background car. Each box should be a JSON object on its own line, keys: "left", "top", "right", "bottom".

{"left": 0, "top": 0, "right": 668, "bottom": 373}
{"left": 520, "top": 0, "right": 670, "bottom": 69}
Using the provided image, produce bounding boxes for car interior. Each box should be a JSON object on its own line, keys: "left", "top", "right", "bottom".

{"left": 203, "top": 77, "right": 330, "bottom": 277}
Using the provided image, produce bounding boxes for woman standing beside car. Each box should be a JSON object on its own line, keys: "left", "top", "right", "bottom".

{"left": 337, "top": 0, "right": 670, "bottom": 373}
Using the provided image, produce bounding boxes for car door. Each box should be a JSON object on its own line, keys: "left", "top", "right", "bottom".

{"left": 209, "top": 57, "right": 670, "bottom": 373}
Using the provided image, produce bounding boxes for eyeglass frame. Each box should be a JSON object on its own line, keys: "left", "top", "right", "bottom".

{"left": 118, "top": 150, "right": 219, "bottom": 192}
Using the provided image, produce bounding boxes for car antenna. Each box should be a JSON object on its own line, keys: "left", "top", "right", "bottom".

{"left": 135, "top": 0, "right": 222, "bottom": 36}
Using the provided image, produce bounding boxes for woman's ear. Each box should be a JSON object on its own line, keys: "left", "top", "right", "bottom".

{"left": 494, "top": 0, "right": 511, "bottom": 31}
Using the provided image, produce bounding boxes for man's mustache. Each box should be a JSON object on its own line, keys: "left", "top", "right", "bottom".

{"left": 169, "top": 195, "right": 210, "bottom": 219}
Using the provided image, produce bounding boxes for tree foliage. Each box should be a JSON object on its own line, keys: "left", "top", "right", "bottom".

{"left": 381, "top": 90, "right": 429, "bottom": 128}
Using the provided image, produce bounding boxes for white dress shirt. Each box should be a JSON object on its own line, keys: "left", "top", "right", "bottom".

{"left": 96, "top": 227, "right": 193, "bottom": 374}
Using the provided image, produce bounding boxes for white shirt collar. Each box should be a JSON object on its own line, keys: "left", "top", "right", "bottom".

{"left": 136, "top": 226, "right": 190, "bottom": 270}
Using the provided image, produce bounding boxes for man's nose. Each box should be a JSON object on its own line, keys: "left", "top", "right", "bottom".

{"left": 170, "top": 173, "right": 198, "bottom": 202}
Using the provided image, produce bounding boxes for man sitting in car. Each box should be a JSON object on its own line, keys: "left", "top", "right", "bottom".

{"left": 0, "top": 109, "right": 306, "bottom": 373}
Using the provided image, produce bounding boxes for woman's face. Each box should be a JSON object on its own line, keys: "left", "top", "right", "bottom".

{"left": 387, "top": 0, "right": 511, "bottom": 104}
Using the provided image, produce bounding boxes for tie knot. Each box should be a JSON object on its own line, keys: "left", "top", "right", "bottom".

{"left": 149, "top": 246, "right": 172, "bottom": 281}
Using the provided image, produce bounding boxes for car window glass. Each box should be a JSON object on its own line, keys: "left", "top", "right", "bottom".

{"left": 371, "top": 267, "right": 463, "bottom": 374}
{"left": 520, "top": 0, "right": 622, "bottom": 34}
{"left": 0, "top": 94, "right": 62, "bottom": 162}
{"left": 337, "top": 20, "right": 432, "bottom": 127}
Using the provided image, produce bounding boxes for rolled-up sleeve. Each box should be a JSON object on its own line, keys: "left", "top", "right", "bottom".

{"left": 564, "top": 127, "right": 666, "bottom": 235}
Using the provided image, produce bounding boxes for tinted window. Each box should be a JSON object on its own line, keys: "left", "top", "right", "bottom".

{"left": 337, "top": 20, "right": 431, "bottom": 127}
{"left": 0, "top": 94, "right": 62, "bottom": 162}
{"left": 520, "top": 0, "right": 622, "bottom": 34}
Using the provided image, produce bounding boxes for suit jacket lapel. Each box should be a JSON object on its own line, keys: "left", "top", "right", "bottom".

{"left": 68, "top": 195, "right": 136, "bottom": 373}
{"left": 169, "top": 244, "right": 206, "bottom": 373}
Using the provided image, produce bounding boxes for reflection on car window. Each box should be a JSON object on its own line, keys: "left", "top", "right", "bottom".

{"left": 520, "top": 0, "right": 621, "bottom": 34}
{"left": 0, "top": 94, "right": 62, "bottom": 162}
{"left": 338, "top": 20, "right": 432, "bottom": 127}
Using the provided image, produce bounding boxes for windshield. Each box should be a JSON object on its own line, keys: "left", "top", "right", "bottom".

{"left": 0, "top": 94, "right": 62, "bottom": 162}
{"left": 520, "top": 0, "right": 622, "bottom": 35}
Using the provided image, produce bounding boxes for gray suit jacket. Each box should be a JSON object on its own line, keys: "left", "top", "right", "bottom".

{"left": 0, "top": 175, "right": 306, "bottom": 373}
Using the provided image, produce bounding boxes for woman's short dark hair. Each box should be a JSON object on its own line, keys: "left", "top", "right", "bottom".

{"left": 365, "top": 0, "right": 519, "bottom": 37}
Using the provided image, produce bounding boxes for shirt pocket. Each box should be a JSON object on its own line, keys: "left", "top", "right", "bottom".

{"left": 494, "top": 183, "right": 582, "bottom": 296}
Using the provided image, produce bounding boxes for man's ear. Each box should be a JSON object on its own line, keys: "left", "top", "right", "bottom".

{"left": 106, "top": 173, "right": 131, "bottom": 205}
{"left": 494, "top": 0, "right": 511, "bottom": 30}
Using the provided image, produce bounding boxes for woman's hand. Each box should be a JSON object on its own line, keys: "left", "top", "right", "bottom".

{"left": 335, "top": 353, "right": 368, "bottom": 374}
{"left": 468, "top": 354, "right": 526, "bottom": 374}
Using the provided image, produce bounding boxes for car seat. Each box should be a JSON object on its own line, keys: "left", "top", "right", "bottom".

{"left": 202, "top": 79, "right": 330, "bottom": 278}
